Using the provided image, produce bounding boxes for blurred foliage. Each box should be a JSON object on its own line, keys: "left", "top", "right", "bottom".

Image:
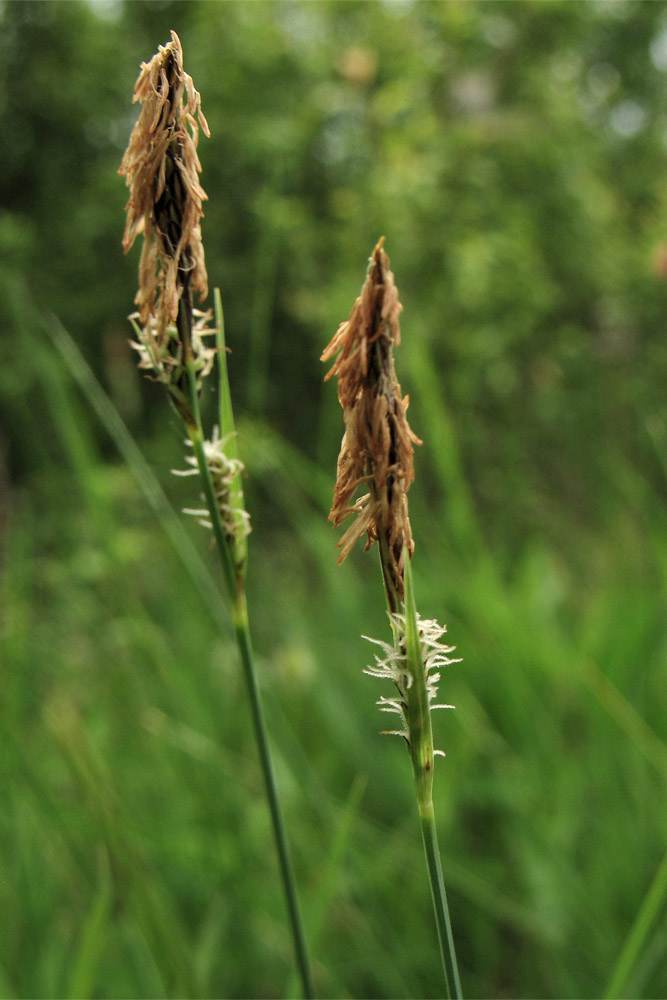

{"left": 1, "top": 1, "right": 667, "bottom": 998}
{"left": 3, "top": 0, "right": 667, "bottom": 552}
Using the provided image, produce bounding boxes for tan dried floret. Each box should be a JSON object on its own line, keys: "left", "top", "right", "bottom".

{"left": 322, "top": 237, "right": 421, "bottom": 602}
{"left": 119, "top": 30, "right": 210, "bottom": 348}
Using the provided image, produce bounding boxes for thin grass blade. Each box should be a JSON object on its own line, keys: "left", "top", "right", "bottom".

{"left": 42, "top": 312, "right": 228, "bottom": 633}
{"left": 605, "top": 848, "right": 667, "bottom": 999}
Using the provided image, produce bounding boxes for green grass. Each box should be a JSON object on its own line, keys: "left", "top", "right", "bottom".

{"left": 3, "top": 2, "right": 667, "bottom": 994}
{"left": 1, "top": 299, "right": 666, "bottom": 998}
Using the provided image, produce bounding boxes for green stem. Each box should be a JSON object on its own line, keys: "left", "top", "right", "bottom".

{"left": 402, "top": 556, "right": 462, "bottom": 998}
{"left": 233, "top": 585, "right": 315, "bottom": 1000}
{"left": 178, "top": 307, "right": 314, "bottom": 998}
{"left": 419, "top": 800, "right": 463, "bottom": 1000}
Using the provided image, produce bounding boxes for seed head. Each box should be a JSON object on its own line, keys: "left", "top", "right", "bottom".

{"left": 322, "top": 237, "right": 421, "bottom": 604}
{"left": 119, "top": 30, "right": 210, "bottom": 351}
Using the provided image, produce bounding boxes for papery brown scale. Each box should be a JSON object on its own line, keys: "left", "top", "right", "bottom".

{"left": 322, "top": 237, "right": 420, "bottom": 601}
{"left": 120, "top": 30, "right": 209, "bottom": 345}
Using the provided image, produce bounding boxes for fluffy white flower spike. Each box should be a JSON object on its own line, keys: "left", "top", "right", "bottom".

{"left": 364, "top": 612, "right": 459, "bottom": 754}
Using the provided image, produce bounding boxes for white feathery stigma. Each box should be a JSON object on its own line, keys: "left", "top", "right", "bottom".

{"left": 364, "top": 612, "right": 459, "bottom": 750}
{"left": 173, "top": 428, "right": 251, "bottom": 543}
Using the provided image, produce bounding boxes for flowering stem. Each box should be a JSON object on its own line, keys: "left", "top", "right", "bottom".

{"left": 178, "top": 306, "right": 314, "bottom": 999}
{"left": 232, "top": 584, "right": 315, "bottom": 1000}
{"left": 419, "top": 802, "right": 462, "bottom": 1000}
{"left": 323, "top": 237, "right": 461, "bottom": 996}
{"left": 121, "top": 33, "right": 312, "bottom": 994}
{"left": 402, "top": 557, "right": 462, "bottom": 998}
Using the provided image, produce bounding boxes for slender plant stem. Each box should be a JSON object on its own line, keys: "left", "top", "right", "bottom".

{"left": 419, "top": 800, "right": 463, "bottom": 1000}
{"left": 232, "top": 584, "right": 315, "bottom": 1000}
{"left": 402, "top": 556, "right": 462, "bottom": 998}
{"left": 178, "top": 305, "right": 314, "bottom": 998}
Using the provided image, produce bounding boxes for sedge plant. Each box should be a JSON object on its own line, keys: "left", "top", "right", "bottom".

{"left": 118, "top": 32, "right": 313, "bottom": 998}
{"left": 322, "top": 238, "right": 463, "bottom": 998}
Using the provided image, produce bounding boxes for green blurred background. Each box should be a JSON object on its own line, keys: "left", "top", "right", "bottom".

{"left": 1, "top": 1, "right": 667, "bottom": 996}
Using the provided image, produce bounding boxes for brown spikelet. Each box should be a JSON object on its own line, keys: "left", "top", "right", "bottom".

{"left": 119, "top": 30, "right": 210, "bottom": 349}
{"left": 322, "top": 237, "right": 421, "bottom": 607}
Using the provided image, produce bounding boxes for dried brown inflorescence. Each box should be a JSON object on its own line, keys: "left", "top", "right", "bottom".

{"left": 322, "top": 237, "right": 421, "bottom": 606}
{"left": 119, "top": 30, "right": 210, "bottom": 363}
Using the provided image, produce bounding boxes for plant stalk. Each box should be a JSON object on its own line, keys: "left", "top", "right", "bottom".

{"left": 232, "top": 583, "right": 315, "bottom": 1000}
{"left": 419, "top": 800, "right": 462, "bottom": 1000}
{"left": 400, "top": 556, "right": 462, "bottom": 998}
{"left": 178, "top": 303, "right": 314, "bottom": 999}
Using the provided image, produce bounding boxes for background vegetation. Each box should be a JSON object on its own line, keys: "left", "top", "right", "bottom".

{"left": 1, "top": 1, "right": 667, "bottom": 997}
